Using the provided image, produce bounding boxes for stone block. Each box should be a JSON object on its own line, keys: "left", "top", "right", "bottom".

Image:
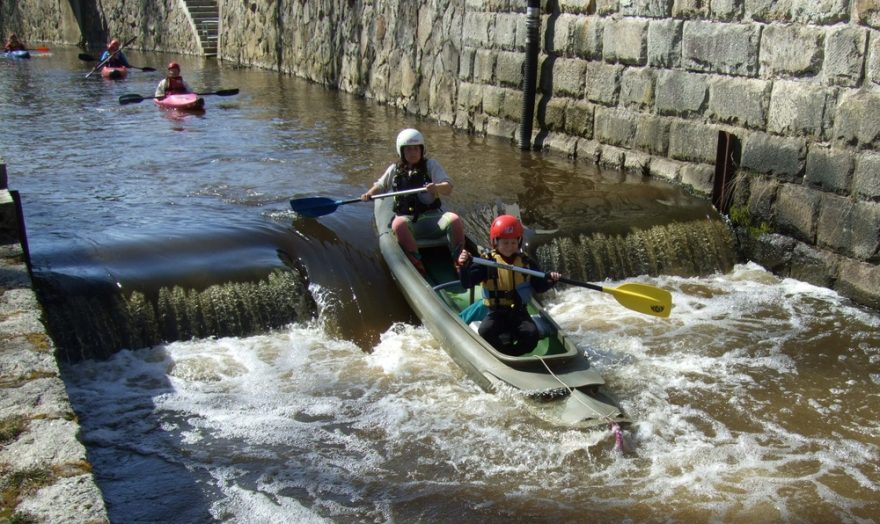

{"left": 710, "top": 0, "right": 744, "bottom": 20}
{"left": 459, "top": 47, "right": 476, "bottom": 81}
{"left": 551, "top": 14, "right": 577, "bottom": 56}
{"left": 679, "top": 163, "right": 715, "bottom": 195}
{"left": 804, "top": 146, "right": 853, "bottom": 194}
{"left": 836, "top": 257, "right": 880, "bottom": 309}
{"left": 572, "top": 16, "right": 604, "bottom": 60}
{"left": 852, "top": 200, "right": 880, "bottom": 261}
{"left": 622, "top": 0, "right": 673, "bottom": 17}
{"left": 790, "top": 242, "right": 838, "bottom": 288}
{"left": 560, "top": 0, "right": 595, "bottom": 14}
{"left": 741, "top": 132, "right": 806, "bottom": 180}
{"left": 655, "top": 70, "right": 708, "bottom": 117}
{"left": 768, "top": 80, "right": 835, "bottom": 139}
{"left": 564, "top": 99, "right": 595, "bottom": 138}
{"left": 576, "top": 138, "right": 603, "bottom": 162}
{"left": 746, "top": 0, "right": 849, "bottom": 24}
{"left": 776, "top": 183, "right": 820, "bottom": 243}
{"left": 672, "top": 0, "right": 709, "bottom": 18}
{"left": 669, "top": 120, "right": 719, "bottom": 163}
{"left": 833, "top": 91, "right": 880, "bottom": 149}
{"left": 682, "top": 20, "right": 759, "bottom": 76}
{"left": 648, "top": 19, "right": 682, "bottom": 68}
{"left": 463, "top": 11, "right": 492, "bottom": 47}
{"left": 594, "top": 106, "right": 638, "bottom": 148}
{"left": 539, "top": 96, "right": 568, "bottom": 132}
{"left": 551, "top": 57, "right": 587, "bottom": 97}
{"left": 853, "top": 152, "right": 880, "bottom": 200}
{"left": 823, "top": 26, "right": 868, "bottom": 87}
{"left": 867, "top": 31, "right": 880, "bottom": 86}
{"left": 620, "top": 67, "right": 655, "bottom": 110}
{"left": 759, "top": 24, "right": 824, "bottom": 78}
{"left": 599, "top": 144, "right": 627, "bottom": 168}
{"left": 707, "top": 76, "right": 770, "bottom": 129}
{"left": 494, "top": 13, "right": 520, "bottom": 51}
{"left": 474, "top": 49, "right": 496, "bottom": 84}
{"left": 585, "top": 61, "right": 623, "bottom": 105}
{"left": 635, "top": 114, "right": 670, "bottom": 155}
{"left": 817, "top": 192, "right": 854, "bottom": 254}
{"left": 855, "top": 0, "right": 880, "bottom": 29}
{"left": 539, "top": 132, "right": 579, "bottom": 156}
{"left": 645, "top": 156, "right": 680, "bottom": 185}
{"left": 602, "top": 17, "right": 648, "bottom": 65}
{"left": 496, "top": 51, "right": 525, "bottom": 89}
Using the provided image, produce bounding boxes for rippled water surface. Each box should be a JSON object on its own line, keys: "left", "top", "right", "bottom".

{"left": 1, "top": 48, "right": 878, "bottom": 522}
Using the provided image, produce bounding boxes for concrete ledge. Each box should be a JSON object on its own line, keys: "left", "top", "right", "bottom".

{"left": 0, "top": 243, "right": 108, "bottom": 524}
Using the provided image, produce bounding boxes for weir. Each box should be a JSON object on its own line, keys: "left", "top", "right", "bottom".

{"left": 36, "top": 269, "right": 317, "bottom": 362}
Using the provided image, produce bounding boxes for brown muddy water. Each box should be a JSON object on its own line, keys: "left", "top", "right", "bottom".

{"left": 0, "top": 47, "right": 877, "bottom": 522}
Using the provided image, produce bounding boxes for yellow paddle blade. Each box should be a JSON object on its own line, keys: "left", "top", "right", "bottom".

{"left": 603, "top": 283, "right": 672, "bottom": 318}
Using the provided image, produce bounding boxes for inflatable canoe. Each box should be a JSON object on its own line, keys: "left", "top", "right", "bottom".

{"left": 154, "top": 93, "right": 205, "bottom": 111}
{"left": 372, "top": 195, "right": 627, "bottom": 428}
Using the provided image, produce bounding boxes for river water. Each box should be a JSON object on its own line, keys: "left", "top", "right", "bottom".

{"left": 2, "top": 48, "right": 878, "bottom": 523}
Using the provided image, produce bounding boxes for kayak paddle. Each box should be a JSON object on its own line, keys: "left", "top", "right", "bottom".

{"left": 27, "top": 47, "right": 50, "bottom": 52}
{"left": 470, "top": 257, "right": 673, "bottom": 318}
{"left": 78, "top": 52, "right": 155, "bottom": 72}
{"left": 84, "top": 36, "right": 136, "bottom": 78}
{"left": 290, "top": 187, "right": 428, "bottom": 218}
{"left": 118, "top": 89, "right": 240, "bottom": 105}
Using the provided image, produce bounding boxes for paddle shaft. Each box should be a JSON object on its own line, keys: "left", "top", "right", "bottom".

{"left": 470, "top": 256, "right": 672, "bottom": 317}
{"left": 332, "top": 187, "right": 428, "bottom": 206}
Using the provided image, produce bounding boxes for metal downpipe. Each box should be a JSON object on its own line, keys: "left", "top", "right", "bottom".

{"left": 519, "top": 1, "right": 540, "bottom": 150}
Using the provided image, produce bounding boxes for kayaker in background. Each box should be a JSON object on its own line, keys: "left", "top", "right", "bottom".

{"left": 4, "top": 34, "right": 26, "bottom": 51}
{"left": 360, "top": 128, "right": 465, "bottom": 275}
{"left": 155, "top": 62, "right": 192, "bottom": 97}
{"left": 457, "top": 215, "right": 561, "bottom": 356}
{"left": 99, "top": 38, "right": 131, "bottom": 68}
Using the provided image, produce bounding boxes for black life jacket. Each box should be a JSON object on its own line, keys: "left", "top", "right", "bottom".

{"left": 391, "top": 160, "right": 441, "bottom": 219}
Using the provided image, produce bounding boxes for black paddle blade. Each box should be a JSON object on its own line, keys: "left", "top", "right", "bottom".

{"left": 289, "top": 197, "right": 340, "bottom": 218}
{"left": 138, "top": 66, "right": 156, "bottom": 72}
{"left": 212, "top": 88, "right": 240, "bottom": 97}
{"left": 118, "top": 94, "right": 145, "bottom": 105}
{"left": 78, "top": 53, "right": 96, "bottom": 62}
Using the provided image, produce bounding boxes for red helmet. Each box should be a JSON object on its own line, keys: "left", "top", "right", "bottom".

{"left": 167, "top": 62, "right": 180, "bottom": 70}
{"left": 490, "top": 215, "right": 524, "bottom": 245}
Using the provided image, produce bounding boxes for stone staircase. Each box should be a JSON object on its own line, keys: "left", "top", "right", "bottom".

{"left": 183, "top": 0, "right": 219, "bottom": 57}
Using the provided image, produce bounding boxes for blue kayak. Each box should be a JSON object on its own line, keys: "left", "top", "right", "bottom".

{"left": 3, "top": 50, "right": 30, "bottom": 59}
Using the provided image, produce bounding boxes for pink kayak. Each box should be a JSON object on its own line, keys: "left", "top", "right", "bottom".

{"left": 101, "top": 66, "right": 128, "bottom": 79}
{"left": 154, "top": 93, "right": 205, "bottom": 111}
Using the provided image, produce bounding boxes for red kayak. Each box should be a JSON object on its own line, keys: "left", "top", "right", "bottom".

{"left": 154, "top": 93, "right": 205, "bottom": 111}
{"left": 101, "top": 66, "right": 128, "bottom": 79}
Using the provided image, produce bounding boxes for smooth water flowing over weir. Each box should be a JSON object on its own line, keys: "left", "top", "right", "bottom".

{"left": 1, "top": 48, "right": 878, "bottom": 522}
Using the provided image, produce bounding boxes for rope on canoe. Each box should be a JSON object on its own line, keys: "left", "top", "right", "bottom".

{"left": 536, "top": 356, "right": 627, "bottom": 454}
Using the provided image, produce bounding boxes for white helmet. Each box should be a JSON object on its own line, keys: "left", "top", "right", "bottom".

{"left": 395, "top": 128, "right": 426, "bottom": 158}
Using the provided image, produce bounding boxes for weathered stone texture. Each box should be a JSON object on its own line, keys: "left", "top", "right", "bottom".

{"left": 707, "top": 77, "right": 770, "bottom": 129}
{"left": 682, "top": 21, "right": 760, "bottom": 76}
{"left": 767, "top": 81, "right": 835, "bottom": 139}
